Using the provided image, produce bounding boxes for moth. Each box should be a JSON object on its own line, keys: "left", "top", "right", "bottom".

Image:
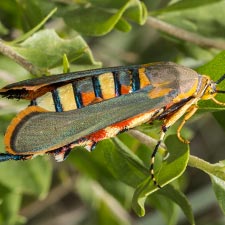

{"left": 0, "top": 62, "right": 224, "bottom": 186}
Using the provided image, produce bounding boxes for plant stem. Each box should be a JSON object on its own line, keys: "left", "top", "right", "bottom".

{"left": 147, "top": 16, "right": 225, "bottom": 50}
{"left": 128, "top": 129, "right": 166, "bottom": 155}
{"left": 129, "top": 130, "right": 225, "bottom": 181}
{"left": 0, "top": 39, "right": 45, "bottom": 75}
{"left": 188, "top": 155, "right": 225, "bottom": 181}
{"left": 20, "top": 176, "right": 75, "bottom": 219}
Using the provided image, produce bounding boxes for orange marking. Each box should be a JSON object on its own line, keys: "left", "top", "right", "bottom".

{"left": 148, "top": 88, "right": 172, "bottom": 99}
{"left": 84, "top": 119, "right": 133, "bottom": 143}
{"left": 164, "top": 102, "right": 174, "bottom": 110}
{"left": 153, "top": 81, "right": 173, "bottom": 88}
{"left": 4, "top": 106, "right": 48, "bottom": 155}
{"left": 110, "top": 118, "right": 133, "bottom": 129}
{"left": 121, "top": 85, "right": 131, "bottom": 94}
{"left": 91, "top": 97, "right": 103, "bottom": 104}
{"left": 81, "top": 92, "right": 96, "bottom": 106}
{"left": 86, "top": 129, "right": 107, "bottom": 143}
{"left": 173, "top": 79, "right": 199, "bottom": 103}
{"left": 139, "top": 68, "right": 151, "bottom": 88}
{"left": 85, "top": 109, "right": 159, "bottom": 144}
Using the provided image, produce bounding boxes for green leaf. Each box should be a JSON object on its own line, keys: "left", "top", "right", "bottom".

{"left": 123, "top": 1, "right": 148, "bottom": 25}
{"left": 12, "top": 8, "right": 57, "bottom": 44}
{"left": 0, "top": 21, "right": 8, "bottom": 36}
{"left": 86, "top": 0, "right": 129, "bottom": 8}
{"left": 104, "top": 138, "right": 148, "bottom": 187}
{"left": 115, "top": 18, "right": 132, "bottom": 32}
{"left": 14, "top": 0, "right": 55, "bottom": 31}
{"left": 0, "top": 157, "right": 52, "bottom": 197}
{"left": 153, "top": 0, "right": 225, "bottom": 39}
{"left": 132, "top": 135, "right": 189, "bottom": 216}
{"left": 148, "top": 193, "right": 179, "bottom": 225}
{"left": 213, "top": 111, "right": 225, "bottom": 131}
{"left": 76, "top": 176, "right": 131, "bottom": 225}
{"left": 188, "top": 157, "right": 225, "bottom": 215}
{"left": 63, "top": 0, "right": 147, "bottom": 36}
{"left": 68, "top": 146, "right": 114, "bottom": 181}
{"left": 0, "top": 190, "right": 25, "bottom": 225}
{"left": 11, "top": 29, "right": 100, "bottom": 71}
{"left": 197, "top": 51, "right": 225, "bottom": 111}
{"left": 154, "top": 0, "right": 224, "bottom": 13}
{"left": 68, "top": 142, "right": 134, "bottom": 206}
{"left": 68, "top": 139, "right": 146, "bottom": 186}
{"left": 157, "top": 185, "right": 195, "bottom": 225}
{"left": 210, "top": 171, "right": 225, "bottom": 214}
{"left": 197, "top": 51, "right": 225, "bottom": 81}
{"left": 0, "top": 1, "right": 22, "bottom": 31}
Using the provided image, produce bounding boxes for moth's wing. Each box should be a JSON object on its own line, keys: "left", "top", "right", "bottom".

{"left": 5, "top": 87, "right": 177, "bottom": 154}
{"left": 0, "top": 62, "right": 189, "bottom": 100}
{"left": 0, "top": 65, "right": 141, "bottom": 99}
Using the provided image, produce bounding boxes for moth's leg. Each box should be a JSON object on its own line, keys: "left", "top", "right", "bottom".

{"left": 29, "top": 99, "right": 37, "bottom": 106}
{"left": 0, "top": 153, "right": 33, "bottom": 162}
{"left": 50, "top": 136, "right": 99, "bottom": 162}
{"left": 50, "top": 145, "right": 72, "bottom": 162}
{"left": 150, "top": 99, "right": 197, "bottom": 188}
{"left": 150, "top": 129, "right": 167, "bottom": 188}
{"left": 177, "top": 105, "right": 198, "bottom": 144}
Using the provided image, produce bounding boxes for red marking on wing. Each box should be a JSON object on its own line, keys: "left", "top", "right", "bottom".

{"left": 121, "top": 85, "right": 131, "bottom": 94}
{"left": 85, "top": 129, "right": 108, "bottom": 143}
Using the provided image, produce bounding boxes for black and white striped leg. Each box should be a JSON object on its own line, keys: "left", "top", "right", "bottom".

{"left": 50, "top": 144, "right": 72, "bottom": 162}
{"left": 149, "top": 126, "right": 167, "bottom": 188}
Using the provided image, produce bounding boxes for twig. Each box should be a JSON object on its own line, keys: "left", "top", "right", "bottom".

{"left": 128, "top": 129, "right": 166, "bottom": 154}
{"left": 188, "top": 155, "right": 225, "bottom": 181}
{"left": 20, "top": 176, "right": 75, "bottom": 219}
{"left": 36, "top": 206, "right": 87, "bottom": 225}
{"left": 147, "top": 16, "right": 225, "bottom": 50}
{"left": 0, "top": 39, "right": 45, "bottom": 75}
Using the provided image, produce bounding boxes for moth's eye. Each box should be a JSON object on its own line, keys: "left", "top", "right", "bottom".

{"left": 207, "top": 88, "right": 213, "bottom": 94}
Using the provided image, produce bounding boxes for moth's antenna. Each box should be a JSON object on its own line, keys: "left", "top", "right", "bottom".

{"left": 215, "top": 74, "right": 225, "bottom": 96}
{"left": 216, "top": 90, "right": 225, "bottom": 93}
{"left": 216, "top": 74, "right": 225, "bottom": 84}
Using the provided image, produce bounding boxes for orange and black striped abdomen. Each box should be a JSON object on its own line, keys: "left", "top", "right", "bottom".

{"left": 36, "top": 67, "right": 151, "bottom": 112}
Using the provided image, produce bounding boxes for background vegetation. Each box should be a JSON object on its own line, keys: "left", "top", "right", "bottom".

{"left": 0, "top": 0, "right": 225, "bottom": 224}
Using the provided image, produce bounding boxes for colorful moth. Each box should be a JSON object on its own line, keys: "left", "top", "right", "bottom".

{"left": 0, "top": 62, "right": 225, "bottom": 186}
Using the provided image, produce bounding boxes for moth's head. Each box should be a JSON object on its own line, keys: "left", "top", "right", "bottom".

{"left": 201, "top": 74, "right": 225, "bottom": 106}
